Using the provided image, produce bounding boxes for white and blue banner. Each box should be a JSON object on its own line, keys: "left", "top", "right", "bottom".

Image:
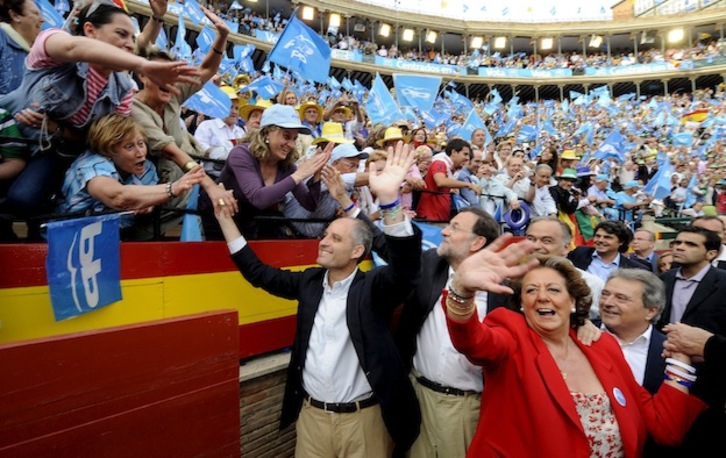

{"left": 375, "top": 56, "right": 465, "bottom": 75}
{"left": 478, "top": 67, "right": 573, "bottom": 78}
{"left": 46, "top": 215, "right": 122, "bottom": 321}
{"left": 243, "top": 75, "right": 285, "bottom": 99}
{"left": 267, "top": 14, "right": 331, "bottom": 83}
{"left": 255, "top": 30, "right": 280, "bottom": 43}
{"left": 331, "top": 49, "right": 363, "bottom": 62}
{"left": 584, "top": 62, "right": 676, "bottom": 76}
{"left": 394, "top": 74, "right": 441, "bottom": 113}
{"left": 183, "top": 81, "right": 232, "bottom": 118}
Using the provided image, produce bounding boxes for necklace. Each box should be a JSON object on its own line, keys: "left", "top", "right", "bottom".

{"left": 548, "top": 339, "right": 571, "bottom": 380}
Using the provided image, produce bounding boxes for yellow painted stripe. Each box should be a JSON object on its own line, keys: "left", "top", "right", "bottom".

{"left": 0, "top": 261, "right": 373, "bottom": 344}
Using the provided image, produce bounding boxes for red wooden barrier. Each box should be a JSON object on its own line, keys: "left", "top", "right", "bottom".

{"left": 0, "top": 311, "right": 241, "bottom": 457}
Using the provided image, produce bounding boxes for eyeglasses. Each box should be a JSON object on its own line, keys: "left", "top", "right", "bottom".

{"left": 339, "top": 160, "right": 359, "bottom": 170}
{"left": 443, "top": 222, "right": 473, "bottom": 234}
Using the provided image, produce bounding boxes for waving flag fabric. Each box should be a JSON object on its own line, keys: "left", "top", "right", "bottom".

{"left": 171, "top": 13, "right": 193, "bottom": 61}
{"left": 366, "top": 74, "right": 403, "bottom": 126}
{"left": 394, "top": 74, "right": 441, "bottom": 113}
{"left": 456, "top": 109, "right": 490, "bottom": 144}
{"left": 267, "top": 13, "right": 331, "bottom": 83}
{"left": 183, "top": 82, "right": 232, "bottom": 119}
{"left": 644, "top": 160, "right": 674, "bottom": 200}
{"left": 243, "top": 76, "right": 285, "bottom": 99}
{"left": 593, "top": 130, "right": 626, "bottom": 163}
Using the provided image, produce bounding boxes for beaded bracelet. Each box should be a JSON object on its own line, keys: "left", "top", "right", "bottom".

{"left": 444, "top": 291, "right": 476, "bottom": 316}
{"left": 165, "top": 182, "right": 175, "bottom": 198}
{"left": 379, "top": 198, "right": 401, "bottom": 210}
{"left": 447, "top": 285, "right": 474, "bottom": 303}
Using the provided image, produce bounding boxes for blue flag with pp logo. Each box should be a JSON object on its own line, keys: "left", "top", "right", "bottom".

{"left": 366, "top": 73, "right": 404, "bottom": 126}
{"left": 456, "top": 109, "right": 490, "bottom": 144}
{"left": 267, "top": 13, "right": 331, "bottom": 84}
{"left": 196, "top": 26, "right": 216, "bottom": 54}
{"left": 46, "top": 214, "right": 122, "bottom": 321}
{"left": 393, "top": 74, "right": 441, "bottom": 113}
{"left": 243, "top": 75, "right": 284, "bottom": 99}
{"left": 183, "top": 81, "right": 232, "bottom": 119}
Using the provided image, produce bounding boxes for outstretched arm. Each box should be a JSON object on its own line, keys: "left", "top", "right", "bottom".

{"left": 369, "top": 141, "right": 415, "bottom": 225}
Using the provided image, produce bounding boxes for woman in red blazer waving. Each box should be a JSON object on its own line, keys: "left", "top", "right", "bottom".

{"left": 443, "top": 237, "right": 706, "bottom": 457}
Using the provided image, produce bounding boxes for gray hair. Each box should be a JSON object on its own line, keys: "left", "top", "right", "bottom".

{"left": 527, "top": 216, "right": 572, "bottom": 248}
{"left": 349, "top": 218, "right": 373, "bottom": 263}
{"left": 534, "top": 163, "right": 553, "bottom": 175}
{"left": 607, "top": 268, "right": 665, "bottom": 323}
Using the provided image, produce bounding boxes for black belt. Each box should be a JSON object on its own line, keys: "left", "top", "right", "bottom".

{"left": 304, "top": 394, "right": 378, "bottom": 413}
{"left": 415, "top": 375, "right": 480, "bottom": 397}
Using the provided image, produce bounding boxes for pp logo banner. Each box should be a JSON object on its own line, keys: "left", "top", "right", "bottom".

{"left": 46, "top": 215, "right": 122, "bottom": 321}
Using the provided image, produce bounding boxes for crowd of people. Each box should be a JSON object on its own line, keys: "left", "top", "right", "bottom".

{"left": 2, "top": 1, "right": 726, "bottom": 457}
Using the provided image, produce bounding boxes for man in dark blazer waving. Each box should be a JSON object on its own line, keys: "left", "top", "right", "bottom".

{"left": 213, "top": 144, "right": 422, "bottom": 457}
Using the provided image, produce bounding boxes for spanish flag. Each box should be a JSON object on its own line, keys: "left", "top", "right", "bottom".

{"left": 681, "top": 109, "right": 709, "bottom": 124}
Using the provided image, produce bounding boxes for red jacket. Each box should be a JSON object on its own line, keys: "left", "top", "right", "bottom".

{"left": 447, "top": 308, "right": 706, "bottom": 458}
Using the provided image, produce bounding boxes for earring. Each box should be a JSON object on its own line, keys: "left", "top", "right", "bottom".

{"left": 519, "top": 307, "right": 524, "bottom": 312}
{"left": 264, "top": 138, "right": 269, "bottom": 144}
{"left": 571, "top": 307, "right": 576, "bottom": 313}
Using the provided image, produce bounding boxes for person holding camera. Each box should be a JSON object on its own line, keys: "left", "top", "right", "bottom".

{"left": 550, "top": 168, "right": 590, "bottom": 216}
{"left": 323, "top": 96, "right": 364, "bottom": 143}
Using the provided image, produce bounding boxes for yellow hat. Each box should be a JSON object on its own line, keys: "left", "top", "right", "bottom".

{"left": 298, "top": 101, "right": 324, "bottom": 123}
{"left": 239, "top": 99, "right": 272, "bottom": 122}
{"left": 219, "top": 85, "right": 238, "bottom": 100}
{"left": 560, "top": 149, "right": 578, "bottom": 160}
{"left": 376, "top": 127, "right": 411, "bottom": 147}
{"left": 333, "top": 105, "right": 352, "bottom": 119}
{"left": 311, "top": 122, "right": 354, "bottom": 145}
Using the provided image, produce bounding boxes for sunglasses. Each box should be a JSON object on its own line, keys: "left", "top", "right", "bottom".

{"left": 86, "top": 0, "right": 123, "bottom": 19}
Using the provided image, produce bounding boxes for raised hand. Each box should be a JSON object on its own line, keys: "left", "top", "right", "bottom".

{"left": 140, "top": 60, "right": 201, "bottom": 95}
{"left": 451, "top": 234, "right": 539, "bottom": 296}
{"left": 149, "top": 0, "right": 168, "bottom": 18}
{"left": 201, "top": 5, "right": 230, "bottom": 38}
{"left": 370, "top": 141, "right": 414, "bottom": 204}
{"left": 321, "top": 165, "right": 348, "bottom": 203}
{"left": 294, "top": 143, "right": 332, "bottom": 183}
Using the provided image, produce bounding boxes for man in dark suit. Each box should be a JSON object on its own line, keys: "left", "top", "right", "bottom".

{"left": 691, "top": 215, "right": 726, "bottom": 270}
{"left": 568, "top": 220, "right": 650, "bottom": 283}
{"left": 394, "top": 206, "right": 509, "bottom": 457}
{"left": 657, "top": 226, "right": 726, "bottom": 457}
{"left": 629, "top": 228, "right": 660, "bottom": 273}
{"left": 214, "top": 146, "right": 421, "bottom": 457}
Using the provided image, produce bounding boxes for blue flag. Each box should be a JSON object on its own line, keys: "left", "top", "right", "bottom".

{"left": 495, "top": 119, "right": 516, "bottom": 138}
{"left": 35, "top": 0, "right": 64, "bottom": 30}
{"left": 46, "top": 214, "right": 122, "bottom": 321}
{"left": 671, "top": 131, "right": 694, "bottom": 147}
{"left": 196, "top": 26, "right": 216, "bottom": 54}
{"left": 267, "top": 13, "right": 331, "bottom": 84}
{"left": 517, "top": 124, "right": 537, "bottom": 143}
{"left": 183, "top": 0, "right": 206, "bottom": 26}
{"left": 156, "top": 27, "right": 169, "bottom": 50}
{"left": 183, "top": 82, "right": 232, "bottom": 119}
{"left": 594, "top": 130, "right": 626, "bottom": 163}
{"left": 684, "top": 175, "right": 699, "bottom": 209}
{"left": 446, "top": 90, "right": 474, "bottom": 114}
{"left": 489, "top": 88, "right": 502, "bottom": 106}
{"left": 327, "top": 75, "right": 341, "bottom": 89}
{"left": 180, "top": 185, "right": 203, "bottom": 242}
{"left": 366, "top": 73, "right": 403, "bottom": 126}
{"left": 243, "top": 75, "right": 285, "bottom": 99}
{"left": 171, "top": 13, "right": 193, "bottom": 61}
{"left": 394, "top": 74, "right": 441, "bottom": 113}
{"left": 643, "top": 160, "right": 674, "bottom": 200}
{"left": 341, "top": 77, "right": 354, "bottom": 92}
{"left": 54, "top": 0, "right": 69, "bottom": 15}
{"left": 456, "top": 109, "right": 489, "bottom": 144}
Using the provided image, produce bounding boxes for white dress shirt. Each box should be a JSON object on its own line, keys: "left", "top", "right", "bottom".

{"left": 413, "top": 267, "right": 488, "bottom": 392}
{"left": 532, "top": 185, "right": 557, "bottom": 217}
{"left": 228, "top": 217, "right": 414, "bottom": 403}
{"left": 602, "top": 324, "right": 653, "bottom": 386}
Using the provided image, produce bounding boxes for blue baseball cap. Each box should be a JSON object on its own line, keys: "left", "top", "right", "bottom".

{"left": 623, "top": 180, "right": 641, "bottom": 190}
{"left": 259, "top": 104, "right": 311, "bottom": 134}
{"left": 594, "top": 174, "right": 608, "bottom": 183}
{"left": 330, "top": 143, "right": 369, "bottom": 163}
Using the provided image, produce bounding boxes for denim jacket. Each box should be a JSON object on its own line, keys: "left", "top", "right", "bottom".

{"left": 0, "top": 59, "right": 134, "bottom": 154}
{"left": 0, "top": 26, "right": 28, "bottom": 96}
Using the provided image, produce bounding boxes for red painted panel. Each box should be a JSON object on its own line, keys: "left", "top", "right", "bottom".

{"left": 0, "top": 311, "right": 240, "bottom": 456}
{"left": 0, "top": 239, "right": 321, "bottom": 288}
{"left": 238, "top": 314, "right": 297, "bottom": 359}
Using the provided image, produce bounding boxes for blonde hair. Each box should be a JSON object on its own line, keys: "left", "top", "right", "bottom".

{"left": 414, "top": 145, "right": 433, "bottom": 162}
{"left": 248, "top": 126, "right": 300, "bottom": 167}
{"left": 365, "top": 150, "right": 388, "bottom": 167}
{"left": 88, "top": 114, "right": 147, "bottom": 158}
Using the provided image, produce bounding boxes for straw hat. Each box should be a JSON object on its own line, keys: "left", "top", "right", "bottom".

{"left": 332, "top": 105, "right": 352, "bottom": 119}
{"left": 560, "top": 150, "right": 578, "bottom": 160}
{"left": 311, "top": 122, "right": 355, "bottom": 145}
{"left": 376, "top": 127, "right": 411, "bottom": 147}
{"left": 298, "top": 101, "right": 324, "bottom": 123}
{"left": 219, "top": 85, "right": 238, "bottom": 100}
{"left": 239, "top": 99, "right": 272, "bottom": 122}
